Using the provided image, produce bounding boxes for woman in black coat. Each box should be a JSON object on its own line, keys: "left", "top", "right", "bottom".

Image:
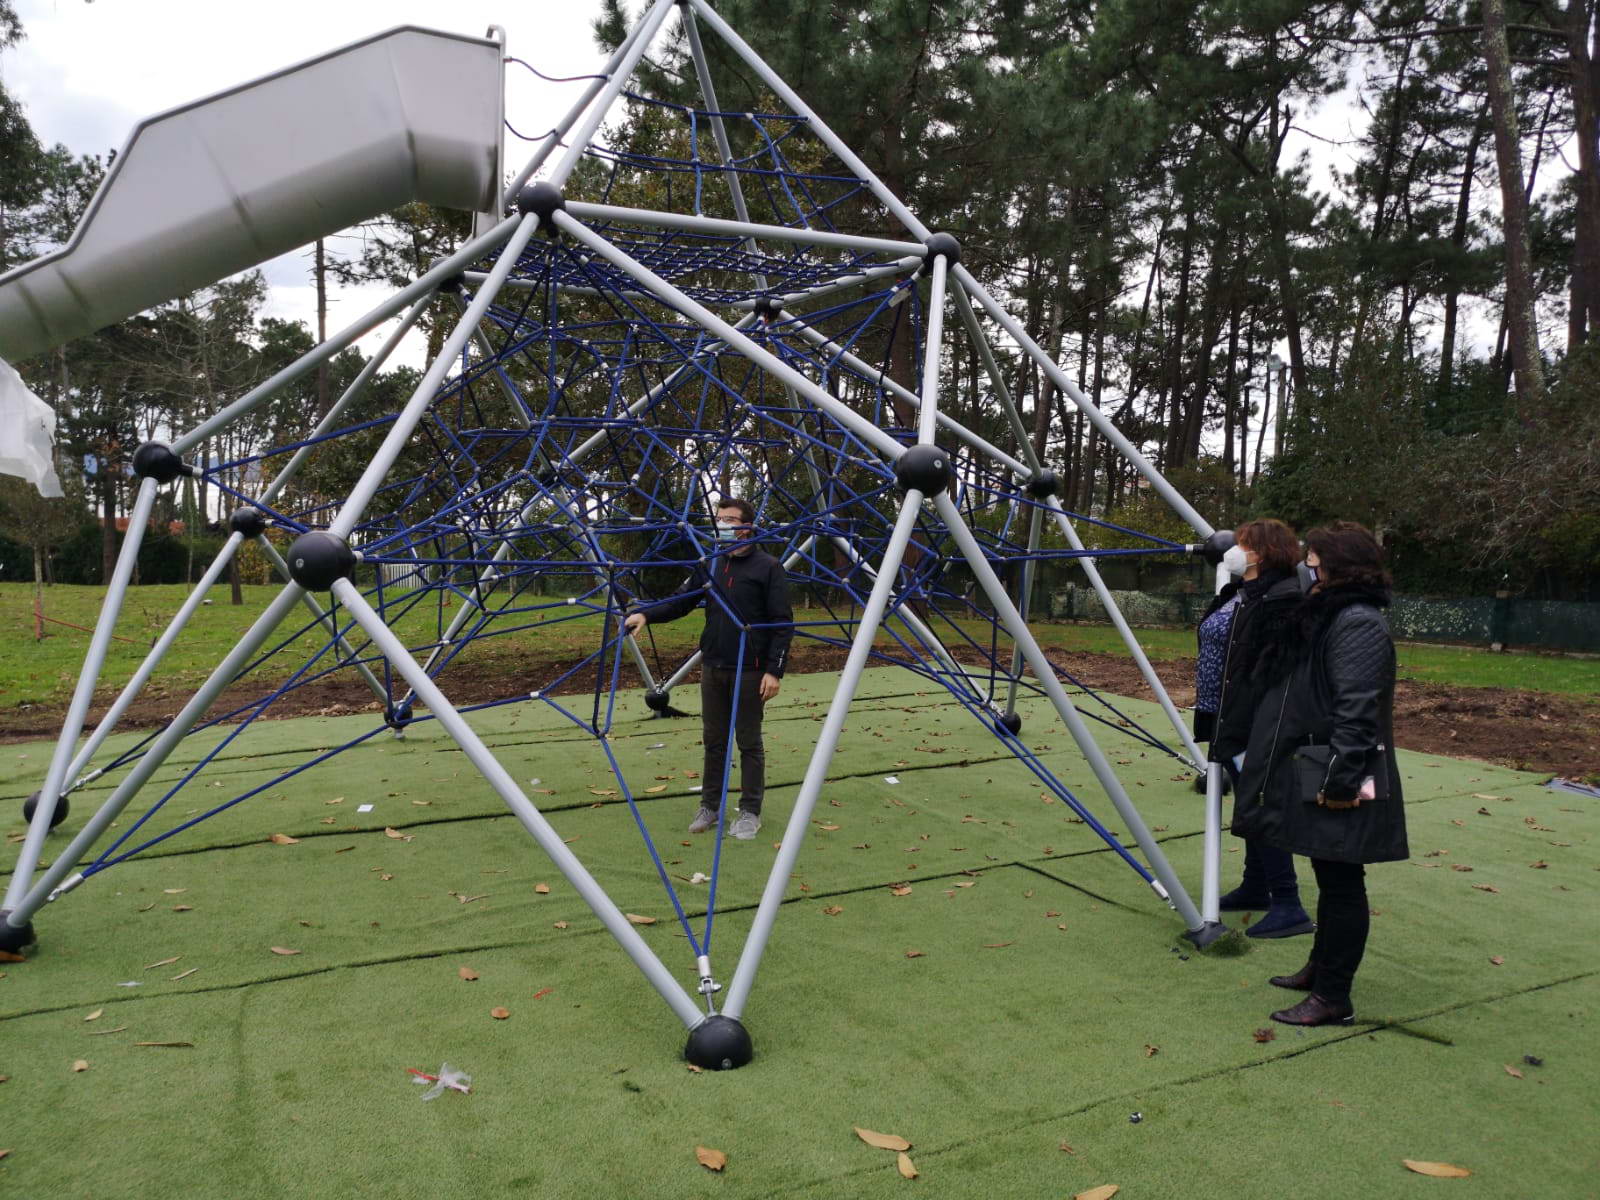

{"left": 1207, "top": 518, "right": 1313, "bottom": 939}
{"left": 1232, "top": 521, "right": 1408, "bottom": 1026}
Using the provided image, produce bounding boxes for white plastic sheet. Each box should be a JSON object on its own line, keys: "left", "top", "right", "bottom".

{"left": 0, "top": 357, "right": 63, "bottom": 497}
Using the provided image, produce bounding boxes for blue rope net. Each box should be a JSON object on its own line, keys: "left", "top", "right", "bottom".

{"left": 78, "top": 94, "right": 1200, "bottom": 968}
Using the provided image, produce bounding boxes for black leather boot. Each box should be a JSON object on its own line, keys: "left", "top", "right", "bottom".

{"left": 1269, "top": 961, "right": 1316, "bottom": 991}
{"left": 1270, "top": 993, "right": 1354, "bottom": 1027}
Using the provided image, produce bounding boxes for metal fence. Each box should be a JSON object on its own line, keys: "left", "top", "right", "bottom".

{"left": 1047, "top": 583, "right": 1600, "bottom": 653}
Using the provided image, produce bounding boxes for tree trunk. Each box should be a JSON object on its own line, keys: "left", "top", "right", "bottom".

{"left": 230, "top": 550, "right": 244, "bottom": 606}
{"left": 1440, "top": 111, "right": 1489, "bottom": 396}
{"left": 1561, "top": 0, "right": 1600, "bottom": 349}
{"left": 1483, "top": 0, "right": 1547, "bottom": 410}
{"left": 33, "top": 545, "right": 44, "bottom": 642}
{"left": 100, "top": 471, "right": 117, "bottom": 584}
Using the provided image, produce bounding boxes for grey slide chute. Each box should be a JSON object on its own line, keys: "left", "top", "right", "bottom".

{"left": 0, "top": 26, "right": 504, "bottom": 362}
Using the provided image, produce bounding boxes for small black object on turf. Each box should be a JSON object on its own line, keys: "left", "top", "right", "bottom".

{"left": 0, "top": 908, "right": 36, "bottom": 954}
{"left": 131, "top": 441, "right": 190, "bottom": 484}
{"left": 996, "top": 711, "right": 1023, "bottom": 735}
{"left": 1024, "top": 469, "right": 1060, "bottom": 499}
{"left": 22, "top": 790, "right": 69, "bottom": 829}
{"left": 894, "top": 444, "right": 951, "bottom": 496}
{"left": 228, "top": 507, "right": 269, "bottom": 538}
{"left": 285, "top": 532, "right": 356, "bottom": 591}
{"left": 920, "top": 231, "right": 961, "bottom": 270}
{"left": 1197, "top": 529, "right": 1236, "bottom": 564}
{"left": 685, "top": 1014, "right": 753, "bottom": 1071}
{"left": 517, "top": 181, "right": 566, "bottom": 232}
{"left": 644, "top": 687, "right": 671, "bottom": 714}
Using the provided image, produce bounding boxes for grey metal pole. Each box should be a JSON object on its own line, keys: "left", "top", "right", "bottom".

{"left": 952, "top": 265, "right": 1213, "bottom": 538}
{"left": 1003, "top": 503, "right": 1045, "bottom": 719}
{"left": 1202, "top": 764, "right": 1224, "bottom": 924}
{"left": 61, "top": 530, "right": 245, "bottom": 795}
{"left": 932, "top": 491, "right": 1204, "bottom": 932}
{"left": 8, "top": 583, "right": 309, "bottom": 923}
{"left": 172, "top": 219, "right": 517, "bottom": 457}
{"left": 501, "top": 5, "right": 653, "bottom": 203}
{"left": 544, "top": 0, "right": 679, "bottom": 191}
{"left": 552, "top": 211, "right": 906, "bottom": 463}
{"left": 722, "top": 492, "right": 923, "bottom": 1019}
{"left": 687, "top": 0, "right": 932, "bottom": 242}
{"left": 3, "top": 477, "right": 159, "bottom": 914}
{"left": 330, "top": 213, "right": 539, "bottom": 541}
{"left": 565, "top": 200, "right": 924, "bottom": 259}
{"left": 1043, "top": 499, "right": 1205, "bottom": 770}
{"left": 916, "top": 255, "right": 949, "bottom": 445}
{"left": 330, "top": 578, "right": 706, "bottom": 1029}
{"left": 257, "top": 536, "right": 390, "bottom": 705}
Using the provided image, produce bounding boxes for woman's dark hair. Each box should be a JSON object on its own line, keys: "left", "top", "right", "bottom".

{"left": 716, "top": 496, "right": 755, "bottom": 524}
{"left": 1234, "top": 518, "right": 1299, "bottom": 573}
{"left": 1305, "top": 521, "right": 1391, "bottom": 590}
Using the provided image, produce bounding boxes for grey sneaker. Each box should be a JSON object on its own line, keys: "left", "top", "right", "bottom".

{"left": 728, "top": 810, "right": 762, "bottom": 840}
{"left": 687, "top": 806, "right": 719, "bottom": 834}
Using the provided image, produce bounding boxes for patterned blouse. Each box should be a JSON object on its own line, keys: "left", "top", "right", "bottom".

{"left": 1195, "top": 594, "right": 1241, "bottom": 715}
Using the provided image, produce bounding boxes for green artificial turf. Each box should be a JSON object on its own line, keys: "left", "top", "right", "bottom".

{"left": 0, "top": 669, "right": 1595, "bottom": 1197}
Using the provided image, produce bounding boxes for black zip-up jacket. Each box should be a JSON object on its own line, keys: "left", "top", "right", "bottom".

{"left": 1208, "top": 570, "right": 1301, "bottom": 763}
{"left": 636, "top": 547, "right": 794, "bottom": 676}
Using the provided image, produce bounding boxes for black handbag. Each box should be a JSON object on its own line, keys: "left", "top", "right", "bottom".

{"left": 1289, "top": 743, "right": 1390, "bottom": 808}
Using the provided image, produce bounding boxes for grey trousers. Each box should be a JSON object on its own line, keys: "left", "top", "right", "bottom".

{"left": 701, "top": 665, "right": 766, "bottom": 814}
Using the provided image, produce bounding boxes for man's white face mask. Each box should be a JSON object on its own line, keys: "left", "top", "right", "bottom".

{"left": 715, "top": 520, "right": 742, "bottom": 542}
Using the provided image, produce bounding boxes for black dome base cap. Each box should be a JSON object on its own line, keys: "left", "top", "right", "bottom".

{"left": 228, "top": 507, "right": 269, "bottom": 538}
{"left": 0, "top": 909, "right": 36, "bottom": 954}
{"left": 131, "top": 441, "right": 189, "bottom": 483}
{"left": 643, "top": 687, "right": 672, "bottom": 713}
{"left": 22, "top": 790, "right": 69, "bottom": 829}
{"left": 894, "top": 444, "right": 952, "bottom": 495}
{"left": 517, "top": 181, "right": 567, "bottom": 231}
{"left": 1197, "top": 529, "right": 1236, "bottom": 565}
{"left": 995, "top": 711, "right": 1023, "bottom": 735}
{"left": 685, "top": 1014, "right": 753, "bottom": 1071}
{"left": 1024, "top": 469, "right": 1060, "bottom": 499}
{"left": 383, "top": 701, "right": 414, "bottom": 731}
{"left": 285, "top": 531, "right": 357, "bottom": 590}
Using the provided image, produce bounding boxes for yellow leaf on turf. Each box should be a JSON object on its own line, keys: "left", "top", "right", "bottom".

{"left": 896, "top": 1152, "right": 918, "bottom": 1179}
{"left": 84, "top": 1009, "right": 102, "bottom": 1022}
{"left": 535, "top": 883, "right": 550, "bottom": 894}
{"left": 269, "top": 947, "right": 300, "bottom": 956}
{"left": 854, "top": 1127, "right": 911, "bottom": 1151}
{"left": 268, "top": 833, "right": 298, "bottom": 845}
{"left": 459, "top": 966, "right": 479, "bottom": 981}
{"left": 1075, "top": 1187, "right": 1120, "bottom": 1200}
{"left": 644, "top": 785, "right": 668, "bottom": 794}
{"left": 490, "top": 1007, "right": 511, "bottom": 1019}
{"left": 72, "top": 1060, "right": 89, "bottom": 1072}
{"left": 625, "top": 913, "right": 656, "bottom": 925}
{"left": 1403, "top": 1161, "right": 1471, "bottom": 1178}
{"left": 695, "top": 1146, "right": 727, "bottom": 1172}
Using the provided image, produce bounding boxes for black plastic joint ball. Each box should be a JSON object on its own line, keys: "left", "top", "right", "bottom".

{"left": 22, "top": 790, "right": 69, "bottom": 829}
{"left": 894, "top": 444, "right": 951, "bottom": 496}
{"left": 643, "top": 687, "right": 671, "bottom": 713}
{"left": 1024, "top": 469, "right": 1060, "bottom": 499}
{"left": 228, "top": 507, "right": 269, "bottom": 538}
{"left": 995, "top": 711, "right": 1023, "bottom": 736}
{"left": 684, "top": 1014, "right": 753, "bottom": 1071}
{"left": 1198, "top": 529, "right": 1236, "bottom": 565}
{"left": 285, "top": 532, "right": 356, "bottom": 591}
{"left": 516, "top": 181, "right": 567, "bottom": 232}
{"left": 131, "top": 442, "right": 190, "bottom": 484}
{"left": 920, "top": 231, "right": 961, "bottom": 271}
{"left": 751, "top": 295, "right": 783, "bottom": 321}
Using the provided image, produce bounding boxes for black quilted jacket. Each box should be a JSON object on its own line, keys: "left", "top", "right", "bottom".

{"left": 1231, "top": 585, "right": 1409, "bottom": 864}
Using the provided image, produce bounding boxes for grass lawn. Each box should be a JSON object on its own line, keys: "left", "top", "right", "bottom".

{"left": 4, "top": 583, "right": 1598, "bottom": 713}
{"left": 0, "top": 669, "right": 1593, "bottom": 1197}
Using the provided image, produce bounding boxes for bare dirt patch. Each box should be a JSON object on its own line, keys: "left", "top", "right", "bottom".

{"left": 2, "top": 644, "right": 1594, "bottom": 779}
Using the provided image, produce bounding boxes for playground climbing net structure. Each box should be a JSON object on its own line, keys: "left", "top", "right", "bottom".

{"left": 1, "top": 0, "right": 1238, "bottom": 1068}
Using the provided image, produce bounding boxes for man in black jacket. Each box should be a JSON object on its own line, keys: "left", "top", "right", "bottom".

{"left": 624, "top": 498, "right": 793, "bottom": 840}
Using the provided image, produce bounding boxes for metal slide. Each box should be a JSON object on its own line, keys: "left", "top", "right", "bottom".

{"left": 0, "top": 26, "right": 505, "bottom": 362}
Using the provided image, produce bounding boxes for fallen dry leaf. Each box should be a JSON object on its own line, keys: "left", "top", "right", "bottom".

{"left": 133, "top": 1041, "right": 193, "bottom": 1048}
{"left": 1529, "top": 860, "right": 1548, "bottom": 869}
{"left": 532, "top": 987, "right": 553, "bottom": 1000}
{"left": 162, "top": 888, "right": 186, "bottom": 895}
{"left": 1472, "top": 884, "right": 1501, "bottom": 894}
{"left": 0, "top": 950, "right": 25, "bottom": 963}
{"left": 1075, "top": 1188, "right": 1120, "bottom": 1200}
{"left": 269, "top": 946, "right": 301, "bottom": 956}
{"left": 171, "top": 904, "right": 193, "bottom": 912}
{"left": 695, "top": 1145, "right": 727, "bottom": 1172}
{"left": 822, "top": 906, "right": 844, "bottom": 916}
{"left": 1059, "top": 1141, "right": 1075, "bottom": 1154}
{"left": 84, "top": 1009, "right": 103, "bottom": 1022}
{"left": 268, "top": 833, "right": 299, "bottom": 845}
{"left": 1504, "top": 1063, "right": 1523, "bottom": 1078}
{"left": 490, "top": 1007, "right": 511, "bottom": 1020}
{"left": 459, "top": 966, "right": 479, "bottom": 981}
{"left": 383, "top": 827, "right": 412, "bottom": 841}
{"left": 983, "top": 941, "right": 1013, "bottom": 949}
{"left": 854, "top": 1127, "right": 911, "bottom": 1152}
{"left": 625, "top": 913, "right": 656, "bottom": 926}
{"left": 904, "top": 950, "right": 925, "bottom": 959}
{"left": 1403, "top": 1160, "right": 1471, "bottom": 1178}
{"left": 896, "top": 1151, "right": 918, "bottom": 1179}
{"left": 72, "top": 1059, "right": 89, "bottom": 1072}
{"left": 889, "top": 885, "right": 913, "bottom": 897}
{"left": 644, "top": 785, "right": 668, "bottom": 794}
{"left": 535, "top": 883, "right": 551, "bottom": 894}
{"left": 1489, "top": 956, "right": 1505, "bottom": 966}
{"left": 143, "top": 956, "right": 180, "bottom": 970}
{"left": 686, "top": 1063, "right": 703, "bottom": 1074}
{"left": 1144, "top": 1044, "right": 1159, "bottom": 1057}
{"left": 1253, "top": 1028, "right": 1276, "bottom": 1043}
{"left": 552, "top": 920, "right": 569, "bottom": 930}
{"left": 171, "top": 968, "right": 198, "bottom": 981}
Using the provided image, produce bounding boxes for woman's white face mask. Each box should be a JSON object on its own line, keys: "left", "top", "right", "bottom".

{"left": 1221, "top": 544, "right": 1249, "bottom": 578}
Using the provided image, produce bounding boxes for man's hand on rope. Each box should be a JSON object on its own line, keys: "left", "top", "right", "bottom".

{"left": 623, "top": 611, "right": 646, "bottom": 636}
{"left": 759, "top": 673, "right": 781, "bottom": 702}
